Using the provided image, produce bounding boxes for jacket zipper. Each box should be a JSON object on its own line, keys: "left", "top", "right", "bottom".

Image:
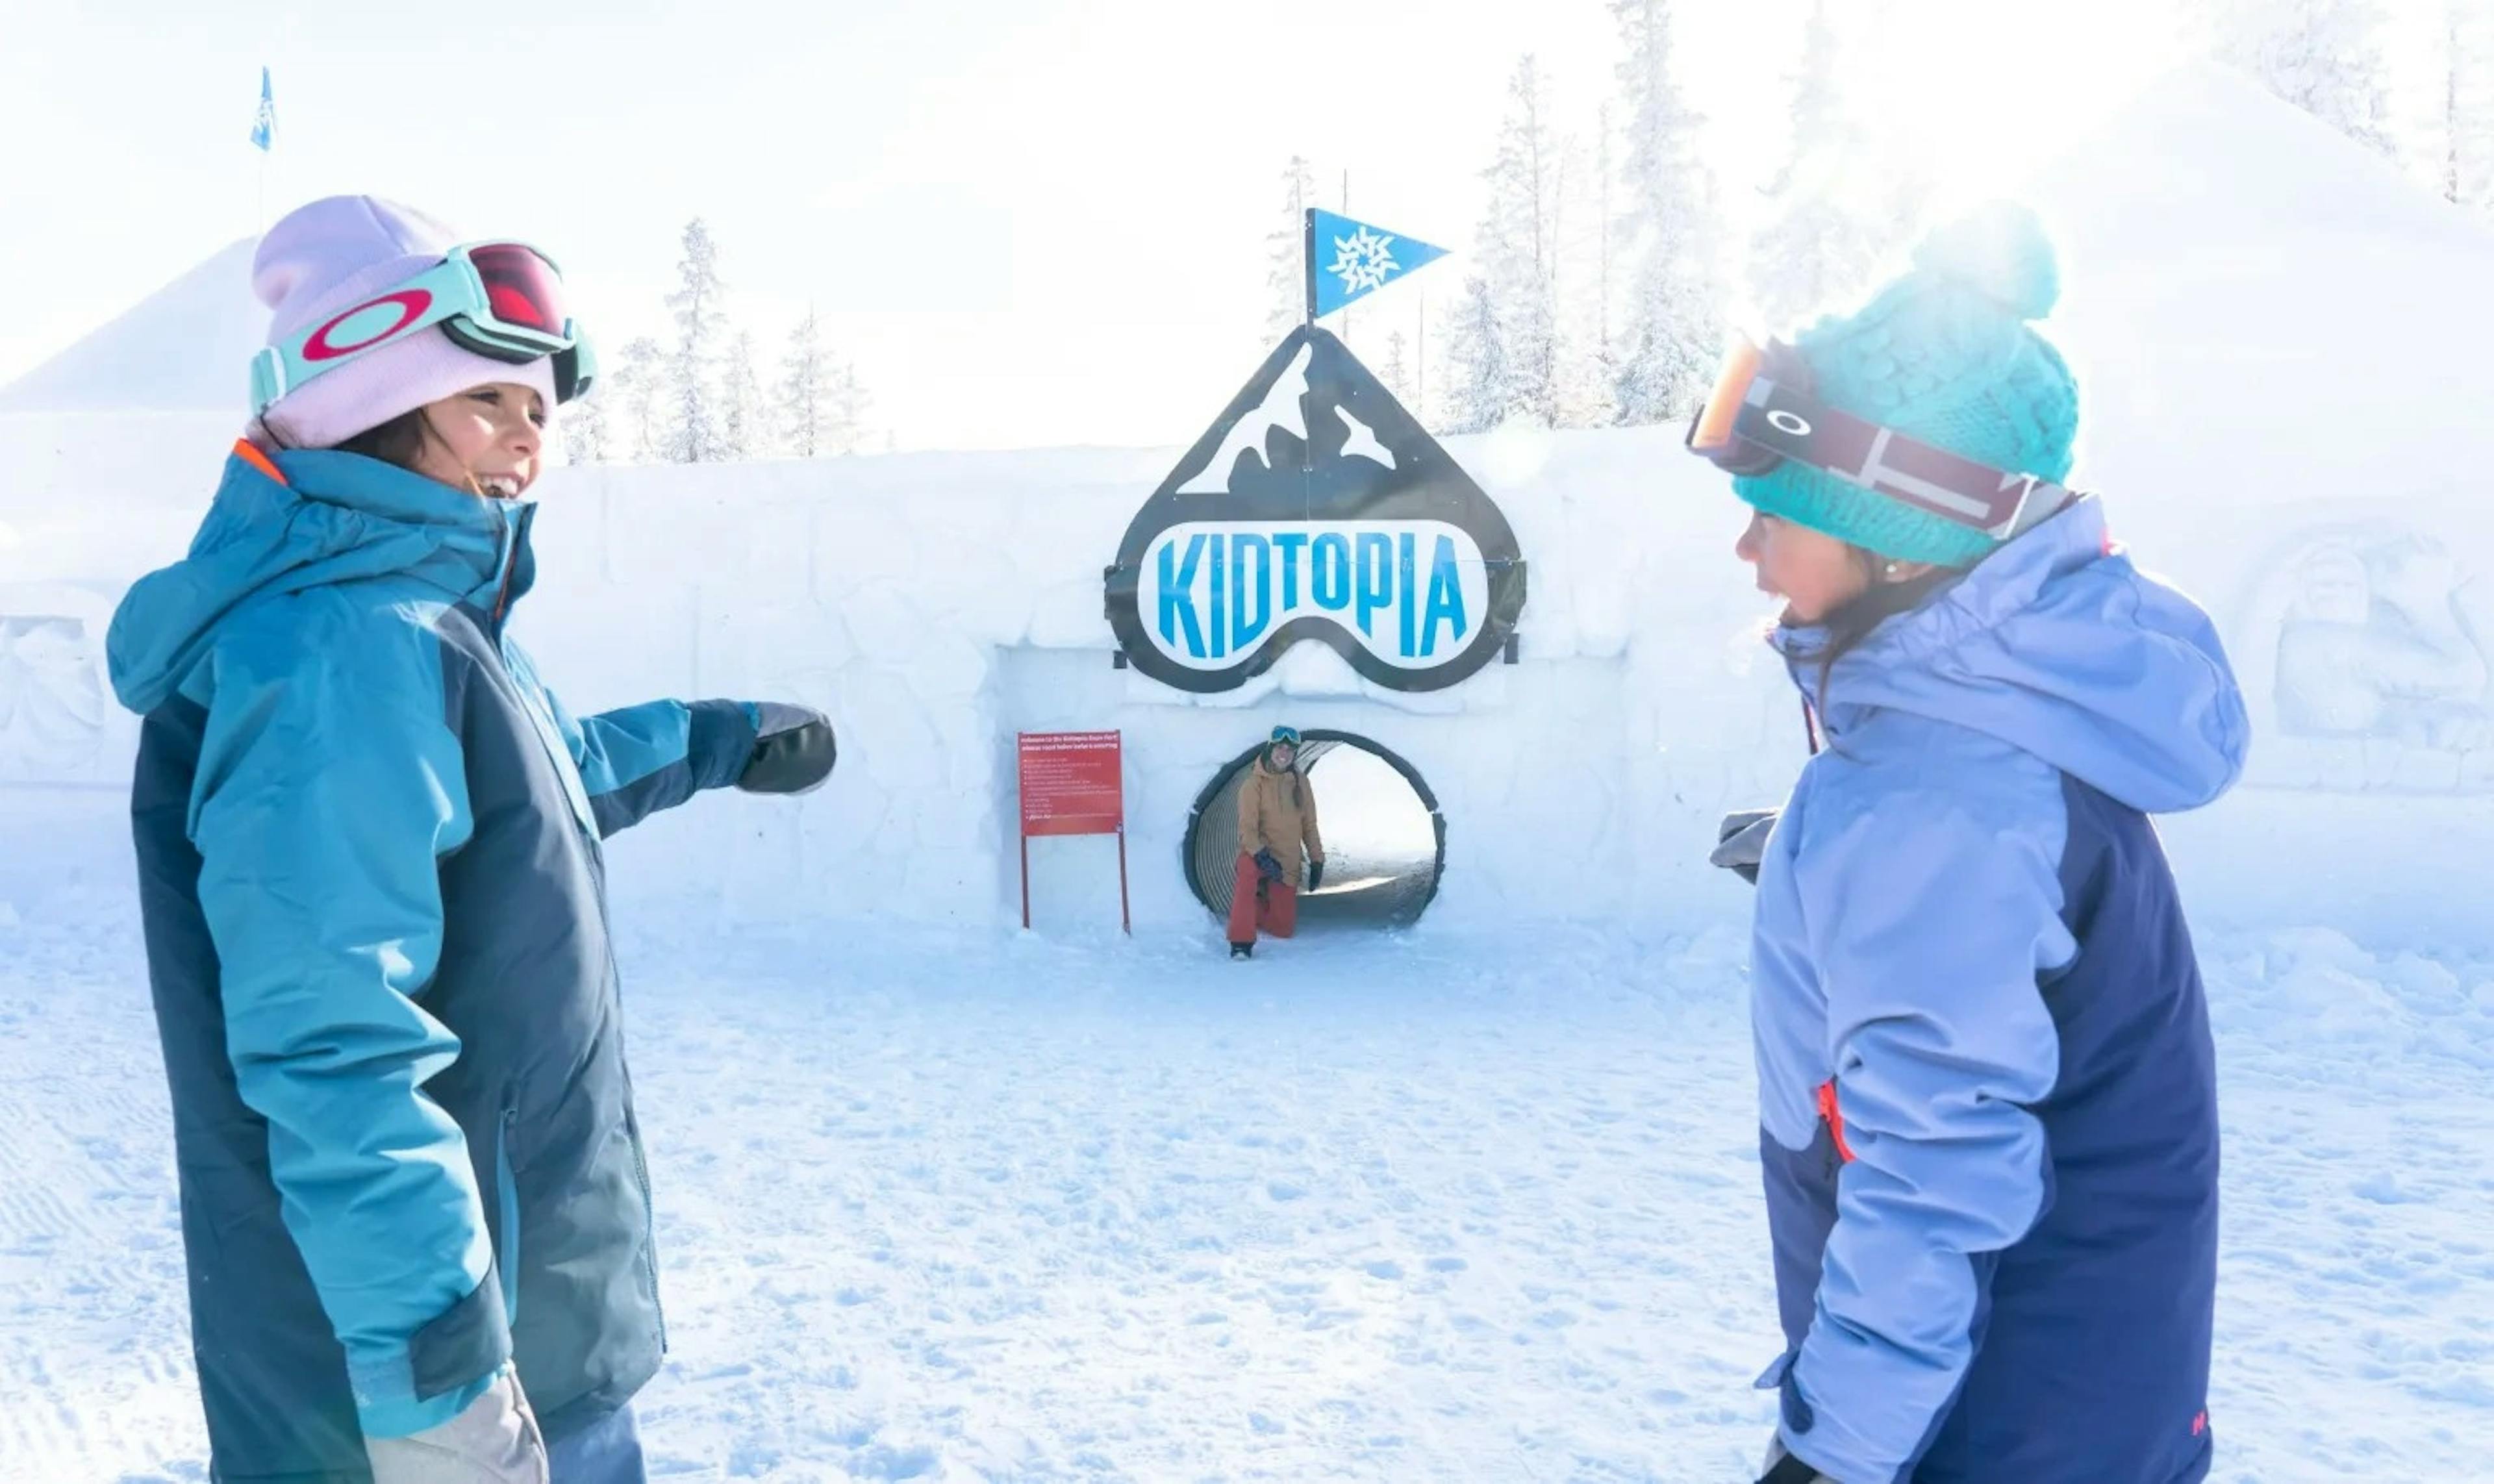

{"left": 495, "top": 1103, "right": 521, "bottom": 1324}
{"left": 607, "top": 941, "right": 668, "bottom": 1357}
{"left": 488, "top": 509, "right": 520, "bottom": 633}
{"left": 623, "top": 1077, "right": 668, "bottom": 1354}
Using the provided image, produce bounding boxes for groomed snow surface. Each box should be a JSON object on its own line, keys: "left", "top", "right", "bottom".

{"left": 5, "top": 887, "right": 2489, "bottom": 1482}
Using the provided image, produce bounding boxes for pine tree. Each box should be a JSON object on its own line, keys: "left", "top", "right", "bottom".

{"left": 777, "top": 307, "right": 832, "bottom": 457}
{"left": 1263, "top": 156, "right": 1317, "bottom": 347}
{"left": 828, "top": 359, "right": 874, "bottom": 456}
{"left": 612, "top": 336, "right": 664, "bottom": 463}
{"left": 719, "top": 329, "right": 763, "bottom": 460}
{"left": 1748, "top": 0, "right": 1890, "bottom": 331}
{"left": 560, "top": 388, "right": 609, "bottom": 465}
{"left": 1550, "top": 129, "right": 1619, "bottom": 430}
{"left": 1460, "top": 55, "right": 1563, "bottom": 428}
{"left": 2219, "top": 0, "right": 2398, "bottom": 158}
{"left": 1441, "top": 275, "right": 1509, "bottom": 435}
{"left": 1587, "top": 101, "right": 1619, "bottom": 421}
{"left": 1611, "top": 0, "right": 1723, "bottom": 425}
{"left": 2447, "top": 0, "right": 2494, "bottom": 210}
{"left": 662, "top": 218, "right": 725, "bottom": 462}
{"left": 1381, "top": 329, "right": 1413, "bottom": 408}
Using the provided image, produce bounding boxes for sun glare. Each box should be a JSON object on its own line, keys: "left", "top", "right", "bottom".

{"left": 1840, "top": 0, "right": 2198, "bottom": 208}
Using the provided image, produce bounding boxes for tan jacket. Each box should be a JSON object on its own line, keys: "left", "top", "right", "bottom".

{"left": 1237, "top": 758, "right": 1324, "bottom": 888}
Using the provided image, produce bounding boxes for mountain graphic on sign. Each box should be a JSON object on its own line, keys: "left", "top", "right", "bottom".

{"left": 1178, "top": 342, "right": 1400, "bottom": 493}
{"left": 1178, "top": 344, "right": 1314, "bottom": 494}
{"left": 1104, "top": 325, "right": 1528, "bottom": 694}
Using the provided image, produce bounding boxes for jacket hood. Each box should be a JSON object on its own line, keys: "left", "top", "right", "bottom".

{"left": 1774, "top": 499, "right": 2249, "bottom": 814}
{"left": 108, "top": 446, "right": 531, "bottom": 714}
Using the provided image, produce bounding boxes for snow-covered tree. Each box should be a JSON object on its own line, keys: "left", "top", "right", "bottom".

{"left": 1263, "top": 156, "right": 1317, "bottom": 346}
{"left": 1586, "top": 101, "right": 1619, "bottom": 416}
{"left": 559, "top": 386, "right": 609, "bottom": 465}
{"left": 2447, "top": 0, "right": 2494, "bottom": 209}
{"left": 2218, "top": 0, "right": 2398, "bottom": 158}
{"left": 662, "top": 218, "right": 725, "bottom": 462}
{"left": 1550, "top": 125, "right": 1619, "bottom": 429}
{"left": 1450, "top": 55, "right": 1563, "bottom": 428}
{"left": 1610, "top": 0, "right": 1724, "bottom": 425}
{"left": 1507, "top": 56, "right": 1565, "bottom": 425}
{"left": 777, "top": 307, "right": 833, "bottom": 457}
{"left": 1439, "top": 275, "right": 1509, "bottom": 435}
{"left": 1381, "top": 329, "right": 1413, "bottom": 409}
{"left": 1747, "top": 0, "right": 1892, "bottom": 331}
{"left": 829, "top": 358, "right": 874, "bottom": 457}
{"left": 611, "top": 336, "right": 664, "bottom": 463}
{"left": 719, "top": 329, "right": 763, "bottom": 461}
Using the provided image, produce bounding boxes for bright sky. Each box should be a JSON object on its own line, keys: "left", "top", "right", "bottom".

{"left": 0, "top": 0, "right": 2444, "bottom": 452}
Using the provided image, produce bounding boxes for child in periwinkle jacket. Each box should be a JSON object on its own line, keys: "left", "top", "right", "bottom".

{"left": 1692, "top": 204, "right": 2250, "bottom": 1484}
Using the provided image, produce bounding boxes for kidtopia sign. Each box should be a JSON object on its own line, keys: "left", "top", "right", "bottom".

{"left": 1139, "top": 520, "right": 1489, "bottom": 670}
{"left": 1106, "top": 326, "right": 1526, "bottom": 693}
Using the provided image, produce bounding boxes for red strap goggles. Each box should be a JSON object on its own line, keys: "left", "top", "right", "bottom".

{"left": 251, "top": 242, "right": 595, "bottom": 416}
{"left": 1685, "top": 338, "right": 2070, "bottom": 543}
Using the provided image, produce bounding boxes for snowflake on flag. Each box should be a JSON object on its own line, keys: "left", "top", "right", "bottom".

{"left": 1329, "top": 227, "right": 1399, "bottom": 296}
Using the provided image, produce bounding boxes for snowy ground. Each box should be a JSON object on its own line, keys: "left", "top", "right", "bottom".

{"left": 5, "top": 890, "right": 2492, "bottom": 1482}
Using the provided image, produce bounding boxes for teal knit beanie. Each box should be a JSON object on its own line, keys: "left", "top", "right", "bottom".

{"left": 1733, "top": 202, "right": 2080, "bottom": 568}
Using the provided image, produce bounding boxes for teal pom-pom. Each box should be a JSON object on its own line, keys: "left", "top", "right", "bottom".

{"left": 1911, "top": 201, "right": 2061, "bottom": 321}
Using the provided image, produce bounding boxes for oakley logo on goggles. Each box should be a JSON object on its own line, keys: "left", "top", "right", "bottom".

{"left": 251, "top": 242, "right": 597, "bottom": 416}
{"left": 1686, "top": 338, "right": 2069, "bottom": 542}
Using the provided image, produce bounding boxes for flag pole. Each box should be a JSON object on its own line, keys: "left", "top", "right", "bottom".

{"left": 1302, "top": 207, "right": 1316, "bottom": 327}
{"left": 250, "top": 65, "right": 272, "bottom": 234}
{"left": 1339, "top": 171, "right": 1352, "bottom": 349}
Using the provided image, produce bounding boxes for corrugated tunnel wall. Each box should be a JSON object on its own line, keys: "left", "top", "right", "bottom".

{"left": 1183, "top": 731, "right": 1446, "bottom": 927}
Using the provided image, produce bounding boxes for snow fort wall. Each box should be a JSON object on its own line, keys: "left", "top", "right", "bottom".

{"left": 3, "top": 421, "right": 2489, "bottom": 949}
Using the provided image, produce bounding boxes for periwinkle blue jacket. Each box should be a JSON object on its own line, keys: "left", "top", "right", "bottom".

{"left": 1750, "top": 499, "right": 2248, "bottom": 1484}
{"left": 107, "top": 446, "right": 762, "bottom": 1478}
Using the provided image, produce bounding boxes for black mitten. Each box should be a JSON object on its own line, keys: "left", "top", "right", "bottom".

{"left": 1253, "top": 847, "right": 1285, "bottom": 883}
{"left": 1305, "top": 859, "right": 1324, "bottom": 892}
{"left": 738, "top": 702, "right": 836, "bottom": 796}
{"left": 1756, "top": 1437, "right": 1830, "bottom": 1483}
{"left": 1711, "top": 807, "right": 1780, "bottom": 886}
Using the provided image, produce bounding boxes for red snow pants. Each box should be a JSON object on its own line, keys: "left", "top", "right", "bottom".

{"left": 1226, "top": 852, "right": 1299, "bottom": 945}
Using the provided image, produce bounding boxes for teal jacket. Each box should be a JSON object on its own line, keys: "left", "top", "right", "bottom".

{"left": 110, "top": 445, "right": 761, "bottom": 1471}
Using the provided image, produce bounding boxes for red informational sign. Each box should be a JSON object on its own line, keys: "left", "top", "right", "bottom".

{"left": 1016, "top": 731, "right": 1129, "bottom": 933}
{"left": 1018, "top": 731, "right": 1125, "bottom": 836}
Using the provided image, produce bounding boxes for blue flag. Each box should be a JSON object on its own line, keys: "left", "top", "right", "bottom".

{"left": 251, "top": 67, "right": 274, "bottom": 152}
{"left": 1305, "top": 208, "right": 1448, "bottom": 319}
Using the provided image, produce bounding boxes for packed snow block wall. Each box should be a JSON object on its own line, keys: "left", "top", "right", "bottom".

{"left": 2015, "top": 66, "right": 2494, "bottom": 948}
{"left": 9, "top": 421, "right": 2489, "bottom": 947}
{"left": 509, "top": 427, "right": 1803, "bottom": 940}
{"left": 0, "top": 413, "right": 233, "bottom": 579}
{"left": 6, "top": 447, "right": 2493, "bottom": 950}
{"left": 2111, "top": 488, "right": 2494, "bottom": 950}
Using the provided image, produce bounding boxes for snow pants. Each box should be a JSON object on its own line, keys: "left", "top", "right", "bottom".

{"left": 549, "top": 1405, "right": 646, "bottom": 1484}
{"left": 1227, "top": 852, "right": 1298, "bottom": 945}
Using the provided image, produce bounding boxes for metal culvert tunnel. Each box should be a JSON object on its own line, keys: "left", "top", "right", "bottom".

{"left": 1183, "top": 731, "right": 1446, "bottom": 928}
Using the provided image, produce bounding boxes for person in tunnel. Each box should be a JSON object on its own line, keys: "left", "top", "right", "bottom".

{"left": 1227, "top": 725, "right": 1326, "bottom": 959}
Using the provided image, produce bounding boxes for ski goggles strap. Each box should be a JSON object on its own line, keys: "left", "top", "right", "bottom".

{"left": 1687, "top": 338, "right": 2072, "bottom": 544}
{"left": 250, "top": 242, "right": 594, "bottom": 416}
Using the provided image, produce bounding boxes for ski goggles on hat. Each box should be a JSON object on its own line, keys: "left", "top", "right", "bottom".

{"left": 250, "top": 242, "right": 597, "bottom": 416}
{"left": 1685, "top": 337, "right": 2070, "bottom": 542}
{"left": 1270, "top": 725, "right": 1302, "bottom": 747}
